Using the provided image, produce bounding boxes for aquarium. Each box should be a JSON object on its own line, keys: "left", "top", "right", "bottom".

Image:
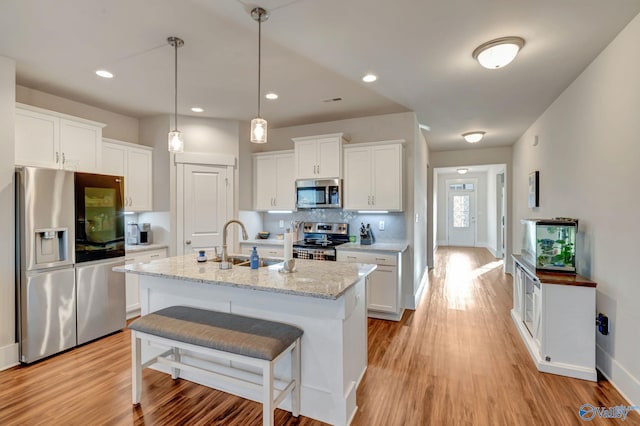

{"left": 521, "top": 218, "right": 578, "bottom": 273}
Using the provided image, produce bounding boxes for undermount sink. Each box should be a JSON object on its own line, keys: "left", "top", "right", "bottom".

{"left": 209, "top": 255, "right": 282, "bottom": 268}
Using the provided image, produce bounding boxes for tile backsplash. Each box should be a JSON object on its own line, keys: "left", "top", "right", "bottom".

{"left": 261, "top": 210, "right": 406, "bottom": 242}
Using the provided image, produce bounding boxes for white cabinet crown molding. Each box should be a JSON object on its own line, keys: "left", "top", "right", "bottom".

{"left": 344, "top": 139, "right": 406, "bottom": 148}
{"left": 103, "top": 137, "right": 153, "bottom": 151}
{"left": 252, "top": 149, "right": 294, "bottom": 157}
{"left": 16, "top": 102, "right": 106, "bottom": 128}
{"left": 291, "top": 132, "right": 349, "bottom": 143}
{"left": 174, "top": 151, "right": 236, "bottom": 167}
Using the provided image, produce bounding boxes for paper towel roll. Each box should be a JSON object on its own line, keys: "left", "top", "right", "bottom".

{"left": 284, "top": 230, "right": 293, "bottom": 260}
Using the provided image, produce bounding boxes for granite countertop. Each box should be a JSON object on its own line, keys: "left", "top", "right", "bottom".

{"left": 336, "top": 242, "right": 409, "bottom": 253}
{"left": 114, "top": 254, "right": 376, "bottom": 300}
{"left": 125, "top": 243, "right": 169, "bottom": 254}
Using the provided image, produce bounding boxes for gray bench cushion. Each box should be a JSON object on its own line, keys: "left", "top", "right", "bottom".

{"left": 129, "top": 306, "right": 303, "bottom": 361}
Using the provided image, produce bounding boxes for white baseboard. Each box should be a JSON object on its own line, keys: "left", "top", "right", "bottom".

{"left": 596, "top": 344, "right": 640, "bottom": 407}
{"left": 436, "top": 240, "right": 447, "bottom": 247}
{"left": 0, "top": 342, "right": 19, "bottom": 371}
{"left": 413, "top": 268, "right": 428, "bottom": 309}
{"left": 475, "top": 242, "right": 498, "bottom": 258}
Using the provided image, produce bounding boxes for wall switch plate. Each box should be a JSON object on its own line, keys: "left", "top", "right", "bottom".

{"left": 279, "top": 220, "right": 284, "bottom": 228}
{"left": 379, "top": 221, "right": 385, "bottom": 231}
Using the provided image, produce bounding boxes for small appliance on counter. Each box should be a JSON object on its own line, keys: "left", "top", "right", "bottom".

{"left": 127, "top": 222, "right": 139, "bottom": 245}
{"left": 138, "top": 223, "right": 152, "bottom": 245}
{"left": 359, "top": 223, "right": 375, "bottom": 245}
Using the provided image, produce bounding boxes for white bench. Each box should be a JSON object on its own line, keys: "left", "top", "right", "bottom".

{"left": 129, "top": 306, "right": 303, "bottom": 426}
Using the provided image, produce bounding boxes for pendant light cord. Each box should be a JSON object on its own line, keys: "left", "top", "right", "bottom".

{"left": 174, "top": 39, "right": 178, "bottom": 131}
{"left": 257, "top": 11, "right": 262, "bottom": 119}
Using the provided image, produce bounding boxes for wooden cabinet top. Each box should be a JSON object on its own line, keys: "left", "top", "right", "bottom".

{"left": 513, "top": 255, "right": 596, "bottom": 288}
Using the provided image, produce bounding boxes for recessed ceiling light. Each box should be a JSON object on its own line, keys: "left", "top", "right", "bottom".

{"left": 95, "top": 70, "right": 114, "bottom": 79}
{"left": 362, "top": 74, "right": 377, "bottom": 83}
{"left": 457, "top": 168, "right": 469, "bottom": 175}
{"left": 265, "top": 93, "right": 278, "bottom": 100}
{"left": 472, "top": 36, "right": 525, "bottom": 69}
{"left": 191, "top": 107, "right": 204, "bottom": 113}
{"left": 462, "top": 131, "right": 486, "bottom": 143}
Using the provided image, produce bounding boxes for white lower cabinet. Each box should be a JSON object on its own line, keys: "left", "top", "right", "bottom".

{"left": 512, "top": 256, "right": 597, "bottom": 381}
{"left": 125, "top": 247, "right": 167, "bottom": 318}
{"left": 337, "top": 249, "right": 403, "bottom": 321}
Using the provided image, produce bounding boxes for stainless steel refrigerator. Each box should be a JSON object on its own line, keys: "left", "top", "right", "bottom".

{"left": 16, "top": 167, "right": 77, "bottom": 363}
{"left": 16, "top": 167, "right": 126, "bottom": 363}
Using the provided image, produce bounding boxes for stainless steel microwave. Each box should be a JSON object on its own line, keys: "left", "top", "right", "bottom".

{"left": 296, "top": 178, "right": 342, "bottom": 209}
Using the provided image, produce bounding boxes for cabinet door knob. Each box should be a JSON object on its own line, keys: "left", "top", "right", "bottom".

{"left": 185, "top": 240, "right": 192, "bottom": 245}
{"left": 62, "top": 152, "right": 66, "bottom": 164}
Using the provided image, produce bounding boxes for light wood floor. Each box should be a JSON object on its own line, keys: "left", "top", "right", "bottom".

{"left": 1, "top": 247, "right": 636, "bottom": 425}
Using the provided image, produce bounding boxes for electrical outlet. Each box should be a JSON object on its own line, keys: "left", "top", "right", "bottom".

{"left": 379, "top": 220, "right": 385, "bottom": 231}
{"left": 279, "top": 220, "right": 284, "bottom": 228}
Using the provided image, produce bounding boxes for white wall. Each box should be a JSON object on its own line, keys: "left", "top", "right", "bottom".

{"left": 512, "top": 13, "right": 640, "bottom": 405}
{"left": 16, "top": 85, "right": 139, "bottom": 142}
{"left": 0, "top": 56, "right": 17, "bottom": 370}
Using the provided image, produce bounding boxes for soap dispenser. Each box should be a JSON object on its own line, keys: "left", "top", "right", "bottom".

{"left": 250, "top": 246, "right": 260, "bottom": 269}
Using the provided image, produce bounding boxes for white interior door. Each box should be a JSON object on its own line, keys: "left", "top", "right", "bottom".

{"left": 178, "top": 164, "right": 231, "bottom": 254}
{"left": 448, "top": 185, "right": 476, "bottom": 246}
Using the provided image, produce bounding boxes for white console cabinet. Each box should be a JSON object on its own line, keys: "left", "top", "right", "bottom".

{"left": 511, "top": 255, "right": 597, "bottom": 381}
{"left": 15, "top": 103, "right": 105, "bottom": 172}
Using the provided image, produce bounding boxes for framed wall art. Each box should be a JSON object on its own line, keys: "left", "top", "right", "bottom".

{"left": 528, "top": 171, "right": 539, "bottom": 208}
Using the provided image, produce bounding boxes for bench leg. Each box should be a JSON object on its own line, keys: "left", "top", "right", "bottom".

{"left": 263, "top": 361, "right": 274, "bottom": 426}
{"left": 171, "top": 347, "right": 181, "bottom": 379}
{"left": 131, "top": 331, "right": 142, "bottom": 405}
{"left": 291, "top": 338, "right": 301, "bottom": 417}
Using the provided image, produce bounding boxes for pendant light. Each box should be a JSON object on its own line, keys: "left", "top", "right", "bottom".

{"left": 168, "top": 36, "right": 185, "bottom": 153}
{"left": 250, "top": 7, "right": 269, "bottom": 144}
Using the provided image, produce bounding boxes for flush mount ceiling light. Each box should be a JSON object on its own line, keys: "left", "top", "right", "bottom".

{"left": 457, "top": 168, "right": 469, "bottom": 175}
{"left": 462, "top": 131, "right": 486, "bottom": 143}
{"left": 95, "top": 70, "right": 114, "bottom": 79}
{"left": 250, "top": 7, "right": 270, "bottom": 144}
{"left": 265, "top": 92, "right": 278, "bottom": 100}
{"left": 167, "top": 36, "right": 185, "bottom": 153}
{"left": 472, "top": 36, "right": 525, "bottom": 69}
{"left": 191, "top": 107, "right": 204, "bottom": 113}
{"left": 362, "top": 73, "right": 377, "bottom": 83}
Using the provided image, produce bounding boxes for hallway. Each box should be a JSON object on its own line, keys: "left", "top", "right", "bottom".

{"left": 0, "top": 248, "right": 636, "bottom": 425}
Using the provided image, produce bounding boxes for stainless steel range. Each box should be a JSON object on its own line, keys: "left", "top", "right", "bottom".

{"left": 293, "top": 222, "right": 349, "bottom": 261}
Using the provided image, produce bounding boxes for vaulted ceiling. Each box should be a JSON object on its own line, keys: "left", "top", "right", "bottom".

{"left": 1, "top": 0, "right": 639, "bottom": 151}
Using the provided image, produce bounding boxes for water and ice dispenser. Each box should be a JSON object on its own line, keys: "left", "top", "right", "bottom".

{"left": 34, "top": 228, "right": 69, "bottom": 265}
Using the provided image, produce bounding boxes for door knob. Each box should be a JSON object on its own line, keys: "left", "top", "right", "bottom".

{"left": 185, "top": 240, "right": 192, "bottom": 245}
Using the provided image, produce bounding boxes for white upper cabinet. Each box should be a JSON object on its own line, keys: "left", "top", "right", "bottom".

{"left": 344, "top": 141, "right": 404, "bottom": 211}
{"left": 292, "top": 133, "right": 345, "bottom": 179}
{"left": 102, "top": 138, "right": 153, "bottom": 212}
{"left": 253, "top": 150, "right": 295, "bottom": 211}
{"left": 15, "top": 103, "right": 105, "bottom": 172}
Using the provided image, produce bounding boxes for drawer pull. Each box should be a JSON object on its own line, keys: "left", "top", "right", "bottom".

{"left": 150, "top": 254, "right": 160, "bottom": 258}
{"left": 347, "top": 256, "right": 357, "bottom": 259}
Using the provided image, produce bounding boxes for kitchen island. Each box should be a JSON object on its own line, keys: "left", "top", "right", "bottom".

{"left": 116, "top": 254, "right": 376, "bottom": 426}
